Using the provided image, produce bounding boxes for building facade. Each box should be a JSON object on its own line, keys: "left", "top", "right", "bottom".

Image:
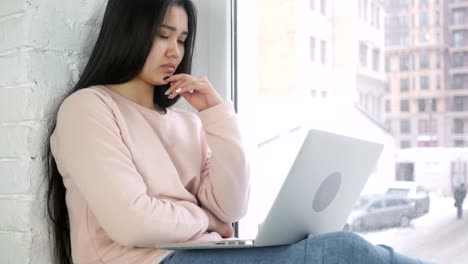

{"left": 385, "top": 0, "right": 468, "bottom": 148}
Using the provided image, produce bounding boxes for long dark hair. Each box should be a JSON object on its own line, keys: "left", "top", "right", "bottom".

{"left": 43, "top": 1, "right": 197, "bottom": 263}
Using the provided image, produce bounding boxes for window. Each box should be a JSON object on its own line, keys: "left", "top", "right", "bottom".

{"left": 454, "top": 119, "right": 464, "bottom": 134}
{"left": 360, "top": 42, "right": 368, "bottom": 67}
{"left": 453, "top": 96, "right": 467, "bottom": 111}
{"left": 320, "top": 0, "right": 326, "bottom": 15}
{"left": 453, "top": 9, "right": 465, "bottom": 26}
{"left": 420, "top": 75, "right": 429, "bottom": 90}
{"left": 400, "top": 55, "right": 409, "bottom": 71}
{"left": 452, "top": 74, "right": 465, "bottom": 90}
{"left": 400, "top": 99, "right": 410, "bottom": 112}
{"left": 400, "top": 119, "right": 411, "bottom": 133}
{"left": 235, "top": 1, "right": 466, "bottom": 259}
{"left": 363, "top": 0, "right": 367, "bottom": 20}
{"left": 399, "top": 0, "right": 408, "bottom": 8}
{"left": 418, "top": 99, "right": 427, "bottom": 112}
{"left": 373, "top": 48, "right": 380, "bottom": 71}
{"left": 418, "top": 98, "right": 436, "bottom": 112}
{"left": 420, "top": 32, "right": 430, "bottom": 44}
{"left": 310, "top": 0, "right": 315, "bottom": 10}
{"left": 400, "top": 140, "right": 411, "bottom": 148}
{"left": 310, "top": 37, "right": 316, "bottom": 61}
{"left": 376, "top": 5, "right": 380, "bottom": 28}
{"left": 420, "top": 53, "right": 429, "bottom": 69}
{"left": 453, "top": 52, "right": 464, "bottom": 68}
{"left": 418, "top": 119, "right": 438, "bottom": 134}
{"left": 453, "top": 31, "right": 465, "bottom": 47}
{"left": 419, "top": 12, "right": 428, "bottom": 27}
{"left": 399, "top": 16, "right": 409, "bottom": 29}
{"left": 321, "top": 40, "right": 326, "bottom": 65}
{"left": 455, "top": 140, "right": 465, "bottom": 147}
{"left": 400, "top": 78, "right": 410, "bottom": 92}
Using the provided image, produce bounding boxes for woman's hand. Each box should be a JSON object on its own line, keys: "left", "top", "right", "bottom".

{"left": 164, "top": 74, "right": 223, "bottom": 112}
{"left": 201, "top": 207, "right": 234, "bottom": 238}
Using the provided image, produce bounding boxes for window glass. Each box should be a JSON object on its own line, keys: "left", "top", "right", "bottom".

{"left": 235, "top": 1, "right": 468, "bottom": 262}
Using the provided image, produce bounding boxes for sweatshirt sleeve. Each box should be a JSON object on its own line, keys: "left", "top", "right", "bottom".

{"left": 196, "top": 101, "right": 250, "bottom": 223}
{"left": 50, "top": 90, "right": 209, "bottom": 247}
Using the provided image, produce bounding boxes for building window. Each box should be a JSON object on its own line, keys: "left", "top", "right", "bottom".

{"left": 453, "top": 31, "right": 465, "bottom": 48}
{"left": 321, "top": 40, "right": 326, "bottom": 65}
{"left": 453, "top": 52, "right": 464, "bottom": 68}
{"left": 310, "top": 37, "right": 316, "bottom": 61}
{"left": 400, "top": 55, "right": 409, "bottom": 71}
{"left": 420, "top": 75, "right": 429, "bottom": 90}
{"left": 419, "top": 0, "right": 428, "bottom": 7}
{"left": 400, "top": 35, "right": 409, "bottom": 46}
{"left": 360, "top": 42, "right": 368, "bottom": 67}
{"left": 386, "top": 100, "right": 391, "bottom": 112}
{"left": 418, "top": 99, "right": 426, "bottom": 112}
{"left": 320, "top": 0, "right": 326, "bottom": 15}
{"left": 310, "top": 0, "right": 315, "bottom": 10}
{"left": 420, "top": 32, "right": 430, "bottom": 44}
{"left": 400, "top": 78, "right": 409, "bottom": 92}
{"left": 419, "top": 12, "right": 428, "bottom": 27}
{"left": 400, "top": 119, "right": 411, "bottom": 133}
{"left": 436, "top": 75, "right": 441, "bottom": 89}
{"left": 420, "top": 53, "right": 430, "bottom": 69}
{"left": 363, "top": 0, "right": 368, "bottom": 20}
{"left": 399, "top": 0, "right": 408, "bottom": 8}
{"left": 385, "top": 56, "right": 390, "bottom": 72}
{"left": 376, "top": 5, "right": 380, "bottom": 28}
{"left": 418, "top": 98, "right": 437, "bottom": 112}
{"left": 399, "top": 16, "right": 409, "bottom": 29}
{"left": 453, "top": 96, "right": 467, "bottom": 112}
{"left": 418, "top": 119, "right": 438, "bottom": 134}
{"left": 400, "top": 99, "right": 410, "bottom": 112}
{"left": 454, "top": 119, "right": 464, "bottom": 134}
{"left": 453, "top": 9, "right": 465, "bottom": 26}
{"left": 373, "top": 48, "right": 380, "bottom": 71}
{"left": 400, "top": 140, "right": 411, "bottom": 149}
{"left": 455, "top": 140, "right": 465, "bottom": 147}
{"left": 452, "top": 74, "right": 465, "bottom": 90}
{"left": 436, "top": 54, "right": 440, "bottom": 68}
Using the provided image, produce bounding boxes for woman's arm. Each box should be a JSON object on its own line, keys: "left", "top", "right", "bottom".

{"left": 51, "top": 90, "right": 209, "bottom": 247}
{"left": 195, "top": 102, "right": 250, "bottom": 223}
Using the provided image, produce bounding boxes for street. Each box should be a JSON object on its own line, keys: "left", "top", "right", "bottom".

{"left": 360, "top": 196, "right": 468, "bottom": 264}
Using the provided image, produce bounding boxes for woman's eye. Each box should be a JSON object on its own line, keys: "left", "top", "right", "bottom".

{"left": 178, "top": 40, "right": 185, "bottom": 45}
{"left": 158, "top": 34, "right": 169, "bottom": 39}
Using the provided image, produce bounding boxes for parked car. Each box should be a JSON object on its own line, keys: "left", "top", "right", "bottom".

{"left": 385, "top": 181, "right": 430, "bottom": 218}
{"left": 344, "top": 195, "right": 415, "bottom": 232}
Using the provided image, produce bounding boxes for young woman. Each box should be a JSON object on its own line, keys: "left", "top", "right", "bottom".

{"left": 44, "top": 0, "right": 429, "bottom": 263}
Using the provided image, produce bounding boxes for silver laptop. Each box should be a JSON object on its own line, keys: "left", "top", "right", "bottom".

{"left": 155, "top": 128, "right": 383, "bottom": 250}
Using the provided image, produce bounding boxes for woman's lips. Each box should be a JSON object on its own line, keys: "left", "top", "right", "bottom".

{"left": 161, "top": 64, "right": 176, "bottom": 73}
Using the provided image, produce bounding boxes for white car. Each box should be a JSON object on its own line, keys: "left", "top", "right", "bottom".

{"left": 385, "top": 181, "right": 430, "bottom": 218}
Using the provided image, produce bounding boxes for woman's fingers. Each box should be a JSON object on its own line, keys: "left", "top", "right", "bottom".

{"left": 166, "top": 77, "right": 203, "bottom": 99}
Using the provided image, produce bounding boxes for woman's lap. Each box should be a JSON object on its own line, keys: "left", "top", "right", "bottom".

{"left": 160, "top": 231, "right": 429, "bottom": 264}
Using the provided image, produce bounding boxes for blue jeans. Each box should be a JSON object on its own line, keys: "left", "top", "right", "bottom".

{"left": 160, "top": 231, "right": 429, "bottom": 264}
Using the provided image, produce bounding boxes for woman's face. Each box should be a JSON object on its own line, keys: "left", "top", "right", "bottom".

{"left": 139, "top": 6, "right": 189, "bottom": 85}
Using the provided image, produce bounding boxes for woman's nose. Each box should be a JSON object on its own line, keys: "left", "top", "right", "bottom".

{"left": 167, "top": 41, "right": 181, "bottom": 58}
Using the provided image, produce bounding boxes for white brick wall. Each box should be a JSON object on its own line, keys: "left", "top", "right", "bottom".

{"left": 0, "top": 1, "right": 228, "bottom": 263}
{"left": 0, "top": 0, "right": 105, "bottom": 263}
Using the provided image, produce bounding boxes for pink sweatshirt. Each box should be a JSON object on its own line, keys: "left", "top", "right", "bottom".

{"left": 50, "top": 86, "right": 250, "bottom": 264}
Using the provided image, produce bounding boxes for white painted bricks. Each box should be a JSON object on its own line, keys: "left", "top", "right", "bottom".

{"left": 0, "top": 0, "right": 105, "bottom": 263}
